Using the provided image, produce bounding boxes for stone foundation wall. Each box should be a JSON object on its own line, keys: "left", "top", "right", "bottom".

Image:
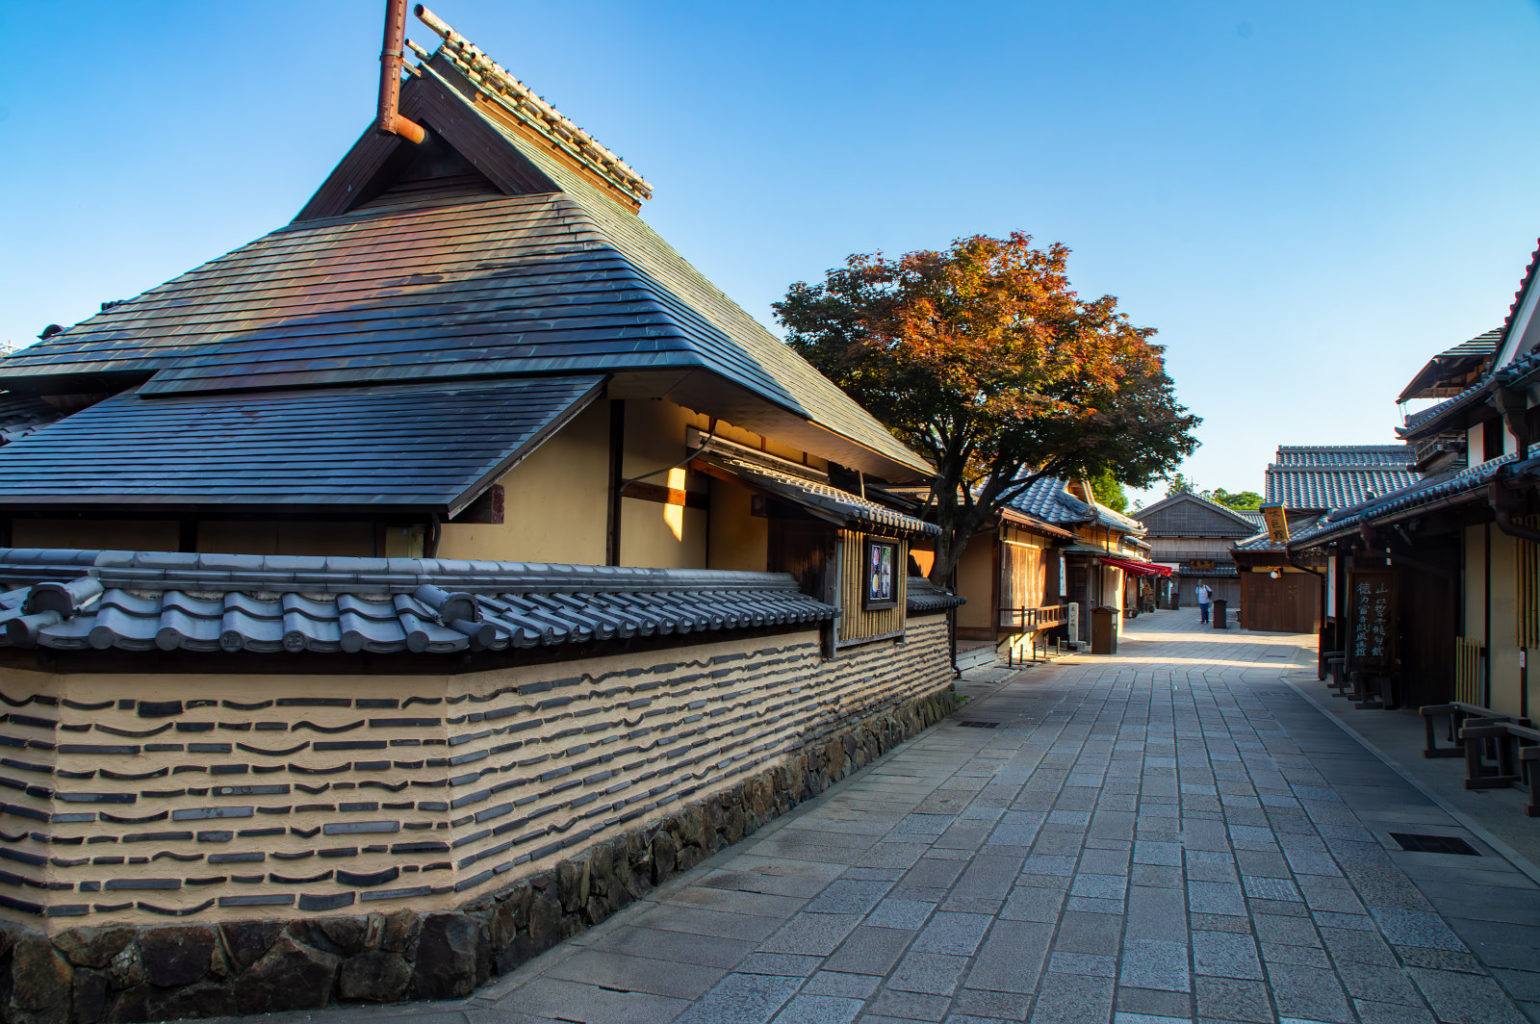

{"left": 0, "top": 685, "right": 953, "bottom": 1023}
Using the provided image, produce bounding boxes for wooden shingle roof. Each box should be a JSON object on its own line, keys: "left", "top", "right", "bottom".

{"left": 0, "top": 40, "right": 931, "bottom": 484}
{"left": 0, "top": 376, "right": 601, "bottom": 515}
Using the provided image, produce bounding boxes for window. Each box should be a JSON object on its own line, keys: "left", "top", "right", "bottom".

{"left": 1483, "top": 417, "right": 1506, "bottom": 462}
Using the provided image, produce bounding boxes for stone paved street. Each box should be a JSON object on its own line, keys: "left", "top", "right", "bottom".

{"left": 223, "top": 612, "right": 1540, "bottom": 1024}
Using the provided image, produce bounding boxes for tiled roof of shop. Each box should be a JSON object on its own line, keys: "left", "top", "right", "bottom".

{"left": 0, "top": 376, "right": 601, "bottom": 515}
{"left": 0, "top": 392, "right": 59, "bottom": 445}
{"left": 0, "top": 550, "right": 835, "bottom": 654}
{"left": 1264, "top": 445, "right": 1417, "bottom": 510}
{"left": 693, "top": 443, "right": 937, "bottom": 537}
{"left": 1006, "top": 477, "right": 1145, "bottom": 535}
{"left": 0, "top": 47, "right": 930, "bottom": 480}
{"left": 906, "top": 577, "right": 965, "bottom": 614}
{"left": 1269, "top": 445, "right": 1412, "bottom": 468}
{"left": 1287, "top": 454, "right": 1536, "bottom": 550}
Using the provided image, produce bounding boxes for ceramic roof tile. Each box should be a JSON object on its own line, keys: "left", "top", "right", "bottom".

{"left": 1005, "top": 477, "right": 1145, "bottom": 534}
{"left": 0, "top": 376, "right": 600, "bottom": 513}
{"left": 1263, "top": 445, "right": 1417, "bottom": 511}
{"left": 0, "top": 550, "right": 836, "bottom": 655}
{"left": 1287, "top": 454, "right": 1535, "bottom": 549}
{"left": 906, "top": 577, "right": 965, "bottom": 614}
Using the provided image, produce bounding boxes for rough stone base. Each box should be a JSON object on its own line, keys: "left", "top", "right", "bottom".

{"left": 0, "top": 686, "right": 954, "bottom": 1023}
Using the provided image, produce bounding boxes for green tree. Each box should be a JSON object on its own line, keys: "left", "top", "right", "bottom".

{"left": 775, "top": 232, "right": 1199, "bottom": 583}
{"left": 1165, "top": 472, "right": 1203, "bottom": 498}
{"left": 1090, "top": 468, "right": 1128, "bottom": 513}
{"left": 1211, "top": 488, "right": 1263, "bottom": 510}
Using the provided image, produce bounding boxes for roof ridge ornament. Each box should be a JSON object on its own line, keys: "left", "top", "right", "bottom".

{"left": 412, "top": 4, "right": 653, "bottom": 205}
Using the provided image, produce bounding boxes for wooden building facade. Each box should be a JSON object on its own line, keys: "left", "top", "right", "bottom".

{"left": 1290, "top": 249, "right": 1540, "bottom": 718}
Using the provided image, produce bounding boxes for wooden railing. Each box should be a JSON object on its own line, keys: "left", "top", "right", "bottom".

{"left": 1455, "top": 636, "right": 1484, "bottom": 706}
{"left": 998, "top": 604, "right": 1068, "bottom": 634}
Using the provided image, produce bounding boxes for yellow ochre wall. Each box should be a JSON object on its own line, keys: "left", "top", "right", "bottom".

{"left": 707, "top": 475, "right": 769, "bottom": 572}
{"left": 954, "top": 531, "right": 996, "bottom": 633}
{"left": 438, "top": 401, "right": 610, "bottom": 565}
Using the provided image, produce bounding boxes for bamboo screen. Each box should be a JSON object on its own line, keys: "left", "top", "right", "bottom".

{"left": 1518, "top": 515, "right": 1540, "bottom": 649}
{"left": 1455, "top": 636, "right": 1484, "bottom": 706}
{"left": 838, "top": 530, "right": 908, "bottom": 644}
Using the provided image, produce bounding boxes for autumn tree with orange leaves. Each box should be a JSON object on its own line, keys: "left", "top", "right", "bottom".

{"left": 775, "top": 233, "right": 1199, "bottom": 584}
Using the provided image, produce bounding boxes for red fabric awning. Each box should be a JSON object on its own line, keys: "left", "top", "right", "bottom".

{"left": 1099, "top": 555, "right": 1173, "bottom": 577}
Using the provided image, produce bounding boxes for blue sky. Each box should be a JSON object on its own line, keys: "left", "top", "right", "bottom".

{"left": 2, "top": 1, "right": 1537, "bottom": 503}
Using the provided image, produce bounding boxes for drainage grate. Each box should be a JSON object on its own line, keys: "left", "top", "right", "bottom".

{"left": 957, "top": 720, "right": 999, "bottom": 729}
{"left": 1390, "top": 832, "right": 1480, "bottom": 856}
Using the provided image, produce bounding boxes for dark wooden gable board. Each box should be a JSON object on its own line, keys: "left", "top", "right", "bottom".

{"left": 294, "top": 69, "right": 558, "bottom": 222}
{"left": 1134, "top": 493, "right": 1257, "bottom": 538}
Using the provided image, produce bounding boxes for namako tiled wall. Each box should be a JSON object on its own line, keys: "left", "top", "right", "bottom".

{"left": 0, "top": 617, "right": 952, "bottom": 930}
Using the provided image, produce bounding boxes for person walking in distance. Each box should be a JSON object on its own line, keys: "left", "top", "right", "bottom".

{"left": 1195, "top": 580, "right": 1213, "bottom": 625}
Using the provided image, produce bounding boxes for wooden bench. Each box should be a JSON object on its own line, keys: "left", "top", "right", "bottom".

{"left": 1459, "top": 720, "right": 1540, "bottom": 818}
{"left": 1419, "top": 702, "right": 1529, "bottom": 759}
{"left": 1320, "top": 650, "right": 1346, "bottom": 690}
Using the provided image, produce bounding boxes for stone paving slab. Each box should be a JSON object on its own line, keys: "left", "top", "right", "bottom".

{"left": 203, "top": 613, "right": 1540, "bottom": 1024}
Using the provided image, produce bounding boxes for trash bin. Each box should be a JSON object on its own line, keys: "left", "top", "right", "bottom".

{"left": 1212, "top": 598, "right": 1228, "bottom": 629}
{"left": 1091, "top": 606, "right": 1118, "bottom": 654}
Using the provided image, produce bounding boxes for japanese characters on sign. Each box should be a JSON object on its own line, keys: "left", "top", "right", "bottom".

{"left": 1350, "top": 571, "right": 1394, "bottom": 666}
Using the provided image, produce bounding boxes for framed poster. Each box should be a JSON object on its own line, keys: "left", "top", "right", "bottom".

{"left": 864, "top": 538, "right": 898, "bottom": 610}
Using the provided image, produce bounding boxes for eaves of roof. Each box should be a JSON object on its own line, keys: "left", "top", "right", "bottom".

{"left": 1398, "top": 346, "right": 1540, "bottom": 440}
{"left": 1286, "top": 453, "right": 1537, "bottom": 550}
{"left": 1396, "top": 328, "right": 1501, "bottom": 403}
{"left": 0, "top": 376, "right": 602, "bottom": 516}
{"left": 998, "top": 506, "right": 1075, "bottom": 539}
{"left": 692, "top": 441, "right": 938, "bottom": 537}
{"left": 907, "top": 577, "right": 965, "bottom": 614}
{"left": 0, "top": 550, "right": 836, "bottom": 655}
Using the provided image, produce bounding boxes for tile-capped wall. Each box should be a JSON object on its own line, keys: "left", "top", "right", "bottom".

{"left": 0, "top": 618, "right": 952, "bottom": 927}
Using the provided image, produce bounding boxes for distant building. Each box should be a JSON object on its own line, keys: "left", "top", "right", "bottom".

{"left": 1232, "top": 445, "right": 1417, "bottom": 633}
{"left": 1131, "top": 492, "right": 1259, "bottom": 611}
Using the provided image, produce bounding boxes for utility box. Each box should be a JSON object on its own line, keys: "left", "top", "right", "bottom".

{"left": 1213, "top": 598, "right": 1228, "bottom": 629}
{"left": 1091, "top": 606, "right": 1118, "bottom": 655}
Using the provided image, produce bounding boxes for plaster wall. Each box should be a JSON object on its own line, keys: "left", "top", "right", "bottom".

{"left": 706, "top": 476, "right": 768, "bottom": 572}
{"left": 954, "top": 530, "right": 996, "bottom": 632}
{"left": 437, "top": 401, "right": 610, "bottom": 564}
{"left": 0, "top": 618, "right": 952, "bottom": 931}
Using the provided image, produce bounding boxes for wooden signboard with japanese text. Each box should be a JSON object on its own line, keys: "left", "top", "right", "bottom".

{"left": 1348, "top": 569, "right": 1395, "bottom": 670}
